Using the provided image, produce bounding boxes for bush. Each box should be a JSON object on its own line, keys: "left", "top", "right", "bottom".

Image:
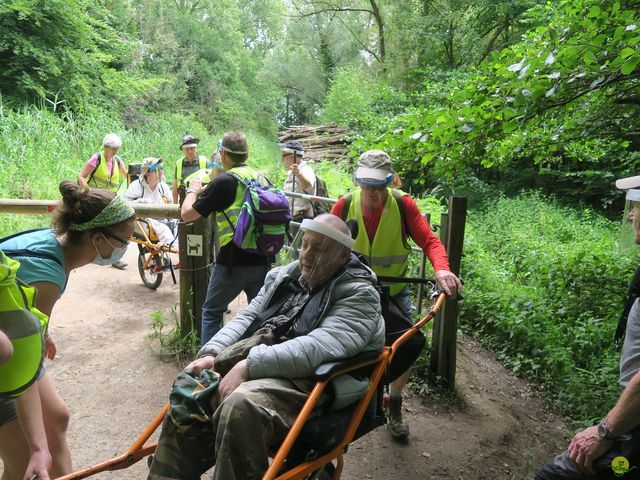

{"left": 460, "top": 192, "right": 633, "bottom": 424}
{"left": 321, "top": 66, "right": 408, "bottom": 131}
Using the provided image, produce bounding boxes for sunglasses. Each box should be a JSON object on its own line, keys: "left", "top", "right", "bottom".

{"left": 101, "top": 230, "right": 130, "bottom": 248}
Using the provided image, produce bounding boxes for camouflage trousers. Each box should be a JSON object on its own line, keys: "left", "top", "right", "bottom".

{"left": 148, "top": 378, "right": 312, "bottom": 480}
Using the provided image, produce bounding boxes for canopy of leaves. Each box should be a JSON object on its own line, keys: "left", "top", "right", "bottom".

{"left": 351, "top": 0, "right": 640, "bottom": 210}
{"left": 0, "top": 0, "right": 157, "bottom": 111}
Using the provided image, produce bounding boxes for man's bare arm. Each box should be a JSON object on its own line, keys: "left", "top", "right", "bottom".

{"left": 606, "top": 369, "right": 640, "bottom": 436}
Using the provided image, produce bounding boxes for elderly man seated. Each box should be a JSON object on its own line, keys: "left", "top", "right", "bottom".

{"left": 148, "top": 214, "right": 385, "bottom": 480}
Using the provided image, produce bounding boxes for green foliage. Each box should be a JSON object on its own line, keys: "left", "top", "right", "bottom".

{"left": 0, "top": 0, "right": 160, "bottom": 111}
{"left": 0, "top": 105, "right": 282, "bottom": 237}
{"left": 460, "top": 192, "right": 634, "bottom": 423}
{"left": 321, "top": 66, "right": 409, "bottom": 130}
{"left": 351, "top": 0, "right": 640, "bottom": 211}
{"left": 147, "top": 308, "right": 199, "bottom": 364}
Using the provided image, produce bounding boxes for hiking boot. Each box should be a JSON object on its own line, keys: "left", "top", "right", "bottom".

{"left": 387, "top": 395, "right": 409, "bottom": 439}
{"left": 111, "top": 260, "right": 127, "bottom": 270}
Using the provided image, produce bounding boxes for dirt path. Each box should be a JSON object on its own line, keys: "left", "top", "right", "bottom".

{"left": 6, "top": 246, "right": 571, "bottom": 479}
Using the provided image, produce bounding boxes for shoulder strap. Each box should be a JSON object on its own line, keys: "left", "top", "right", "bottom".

{"left": 391, "top": 189, "right": 410, "bottom": 249}
{"left": 2, "top": 249, "right": 63, "bottom": 268}
{"left": 340, "top": 194, "right": 353, "bottom": 221}
{"left": 1, "top": 229, "right": 64, "bottom": 268}
{"left": 87, "top": 152, "right": 101, "bottom": 184}
{"left": 616, "top": 264, "right": 640, "bottom": 345}
{"left": 0, "top": 228, "right": 49, "bottom": 245}
{"left": 226, "top": 170, "right": 254, "bottom": 188}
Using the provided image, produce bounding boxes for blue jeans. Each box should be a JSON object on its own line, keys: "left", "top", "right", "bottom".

{"left": 200, "top": 263, "right": 270, "bottom": 346}
{"left": 392, "top": 285, "right": 414, "bottom": 320}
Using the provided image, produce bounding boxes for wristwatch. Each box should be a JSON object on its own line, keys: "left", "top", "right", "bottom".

{"left": 597, "top": 420, "right": 614, "bottom": 440}
{"left": 186, "top": 188, "right": 198, "bottom": 196}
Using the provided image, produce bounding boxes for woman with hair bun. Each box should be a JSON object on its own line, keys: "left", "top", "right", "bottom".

{"left": 0, "top": 180, "right": 135, "bottom": 480}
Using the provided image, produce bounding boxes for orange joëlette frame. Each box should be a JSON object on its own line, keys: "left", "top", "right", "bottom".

{"left": 131, "top": 219, "right": 178, "bottom": 257}
{"left": 55, "top": 292, "right": 446, "bottom": 480}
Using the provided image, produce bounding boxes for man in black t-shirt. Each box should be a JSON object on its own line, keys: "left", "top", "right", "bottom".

{"left": 181, "top": 132, "right": 271, "bottom": 345}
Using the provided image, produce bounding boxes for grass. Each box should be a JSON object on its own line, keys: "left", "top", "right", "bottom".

{"left": 0, "top": 105, "right": 284, "bottom": 236}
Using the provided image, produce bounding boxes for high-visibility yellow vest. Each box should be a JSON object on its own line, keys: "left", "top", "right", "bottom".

{"left": 175, "top": 155, "right": 207, "bottom": 187}
{"left": 87, "top": 153, "right": 122, "bottom": 191}
{"left": 346, "top": 188, "right": 411, "bottom": 296}
{"left": 215, "top": 166, "right": 260, "bottom": 248}
{"left": 0, "top": 250, "right": 48, "bottom": 397}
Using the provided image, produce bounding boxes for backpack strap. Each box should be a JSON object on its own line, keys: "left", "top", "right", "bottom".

{"left": 0, "top": 228, "right": 50, "bottom": 245}
{"left": 340, "top": 194, "right": 353, "bottom": 222}
{"left": 340, "top": 191, "right": 410, "bottom": 249}
{"left": 220, "top": 170, "right": 252, "bottom": 232}
{"left": 616, "top": 264, "right": 640, "bottom": 346}
{"left": 1, "top": 229, "right": 64, "bottom": 268}
{"left": 1, "top": 249, "right": 63, "bottom": 269}
{"left": 87, "top": 152, "right": 101, "bottom": 185}
{"left": 390, "top": 189, "right": 411, "bottom": 249}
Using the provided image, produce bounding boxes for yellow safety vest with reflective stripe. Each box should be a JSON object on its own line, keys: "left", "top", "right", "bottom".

{"left": 0, "top": 250, "right": 48, "bottom": 398}
{"left": 87, "top": 153, "right": 122, "bottom": 191}
{"left": 175, "top": 156, "right": 207, "bottom": 187}
{"left": 215, "top": 166, "right": 260, "bottom": 248}
{"left": 346, "top": 188, "right": 411, "bottom": 296}
{"left": 184, "top": 168, "right": 213, "bottom": 186}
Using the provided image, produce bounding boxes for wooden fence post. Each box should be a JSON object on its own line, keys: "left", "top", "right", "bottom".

{"left": 178, "top": 216, "right": 214, "bottom": 340}
{"left": 429, "top": 196, "right": 467, "bottom": 387}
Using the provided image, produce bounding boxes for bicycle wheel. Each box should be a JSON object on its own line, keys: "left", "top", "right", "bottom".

{"left": 138, "top": 251, "right": 163, "bottom": 290}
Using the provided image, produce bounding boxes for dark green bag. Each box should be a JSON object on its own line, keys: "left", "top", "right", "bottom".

{"left": 169, "top": 328, "right": 281, "bottom": 430}
{"left": 168, "top": 369, "right": 220, "bottom": 431}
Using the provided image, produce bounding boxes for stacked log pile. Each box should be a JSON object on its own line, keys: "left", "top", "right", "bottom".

{"left": 278, "top": 124, "right": 352, "bottom": 163}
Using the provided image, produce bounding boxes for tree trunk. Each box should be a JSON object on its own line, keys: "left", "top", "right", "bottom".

{"left": 368, "top": 0, "right": 386, "bottom": 67}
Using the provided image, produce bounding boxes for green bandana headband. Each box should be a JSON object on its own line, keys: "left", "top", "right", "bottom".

{"left": 68, "top": 196, "right": 135, "bottom": 231}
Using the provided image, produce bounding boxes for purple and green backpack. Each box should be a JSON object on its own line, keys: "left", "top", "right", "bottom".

{"left": 224, "top": 172, "right": 292, "bottom": 256}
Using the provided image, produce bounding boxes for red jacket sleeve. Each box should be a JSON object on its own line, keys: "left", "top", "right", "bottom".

{"left": 331, "top": 197, "right": 345, "bottom": 218}
{"left": 402, "top": 196, "right": 450, "bottom": 272}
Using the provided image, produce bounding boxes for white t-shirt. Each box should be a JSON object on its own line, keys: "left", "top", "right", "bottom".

{"left": 124, "top": 178, "right": 172, "bottom": 204}
{"left": 283, "top": 162, "right": 316, "bottom": 218}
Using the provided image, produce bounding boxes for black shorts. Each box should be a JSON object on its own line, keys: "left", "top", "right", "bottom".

{"left": 384, "top": 304, "right": 426, "bottom": 382}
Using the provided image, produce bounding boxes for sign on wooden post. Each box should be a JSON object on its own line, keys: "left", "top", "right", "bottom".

{"left": 429, "top": 196, "right": 467, "bottom": 387}
{"left": 178, "top": 217, "right": 214, "bottom": 340}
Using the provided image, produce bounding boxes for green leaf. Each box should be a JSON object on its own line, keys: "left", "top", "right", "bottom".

{"left": 621, "top": 57, "right": 640, "bottom": 75}
{"left": 620, "top": 48, "right": 636, "bottom": 59}
{"left": 503, "top": 121, "right": 518, "bottom": 133}
{"left": 583, "top": 50, "right": 598, "bottom": 65}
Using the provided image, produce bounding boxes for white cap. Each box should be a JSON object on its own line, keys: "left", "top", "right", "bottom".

{"left": 616, "top": 175, "right": 640, "bottom": 190}
{"left": 300, "top": 219, "right": 355, "bottom": 249}
{"left": 626, "top": 189, "right": 640, "bottom": 202}
{"left": 103, "top": 133, "right": 122, "bottom": 148}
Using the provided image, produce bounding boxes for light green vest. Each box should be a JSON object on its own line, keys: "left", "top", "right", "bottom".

{"left": 175, "top": 155, "right": 207, "bottom": 187}
{"left": 0, "top": 250, "right": 48, "bottom": 397}
{"left": 215, "top": 166, "right": 260, "bottom": 247}
{"left": 347, "top": 188, "right": 411, "bottom": 296}
{"left": 88, "top": 153, "right": 121, "bottom": 191}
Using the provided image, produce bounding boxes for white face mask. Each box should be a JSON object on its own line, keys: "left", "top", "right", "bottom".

{"left": 92, "top": 234, "right": 128, "bottom": 266}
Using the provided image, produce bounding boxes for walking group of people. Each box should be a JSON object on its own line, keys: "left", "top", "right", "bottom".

{"left": 1, "top": 128, "right": 638, "bottom": 480}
